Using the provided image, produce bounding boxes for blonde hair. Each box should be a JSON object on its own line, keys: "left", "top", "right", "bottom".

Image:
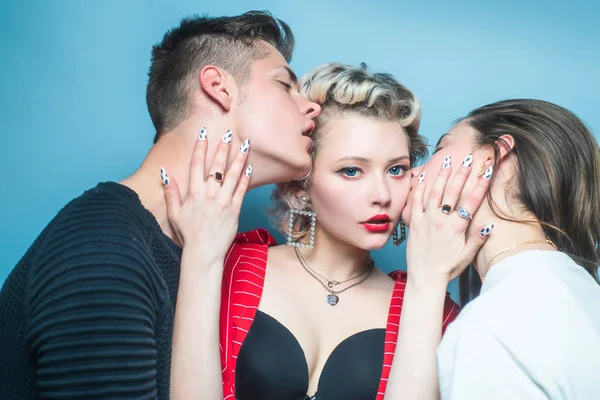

{"left": 270, "top": 62, "right": 427, "bottom": 241}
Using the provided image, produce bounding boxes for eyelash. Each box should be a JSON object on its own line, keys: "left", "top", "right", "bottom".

{"left": 336, "top": 165, "right": 409, "bottom": 178}
{"left": 279, "top": 81, "right": 292, "bottom": 91}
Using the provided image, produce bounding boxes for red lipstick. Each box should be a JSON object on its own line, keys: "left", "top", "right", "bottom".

{"left": 361, "top": 214, "right": 391, "bottom": 233}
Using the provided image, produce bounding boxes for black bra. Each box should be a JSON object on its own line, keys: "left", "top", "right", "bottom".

{"left": 235, "top": 310, "right": 385, "bottom": 400}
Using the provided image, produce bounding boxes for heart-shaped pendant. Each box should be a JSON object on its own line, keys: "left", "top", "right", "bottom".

{"left": 326, "top": 294, "right": 339, "bottom": 306}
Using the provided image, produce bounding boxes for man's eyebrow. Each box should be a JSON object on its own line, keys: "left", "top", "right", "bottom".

{"left": 283, "top": 66, "right": 298, "bottom": 84}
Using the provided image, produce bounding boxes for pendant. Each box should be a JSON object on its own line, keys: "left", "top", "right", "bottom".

{"left": 327, "top": 280, "right": 339, "bottom": 288}
{"left": 326, "top": 294, "right": 339, "bottom": 306}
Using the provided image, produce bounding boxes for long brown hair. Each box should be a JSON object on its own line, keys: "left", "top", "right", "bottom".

{"left": 459, "top": 99, "right": 600, "bottom": 306}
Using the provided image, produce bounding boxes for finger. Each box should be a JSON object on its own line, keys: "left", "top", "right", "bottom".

{"left": 161, "top": 167, "right": 182, "bottom": 228}
{"left": 232, "top": 164, "right": 252, "bottom": 209}
{"left": 221, "top": 139, "right": 250, "bottom": 197}
{"left": 410, "top": 169, "right": 427, "bottom": 219}
{"left": 440, "top": 154, "right": 473, "bottom": 212}
{"left": 206, "top": 129, "right": 233, "bottom": 195}
{"left": 458, "top": 222, "right": 494, "bottom": 279}
{"left": 426, "top": 155, "right": 452, "bottom": 211}
{"left": 189, "top": 127, "right": 208, "bottom": 194}
{"left": 456, "top": 166, "right": 493, "bottom": 218}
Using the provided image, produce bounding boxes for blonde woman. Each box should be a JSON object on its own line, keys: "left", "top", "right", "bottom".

{"left": 164, "top": 63, "right": 490, "bottom": 399}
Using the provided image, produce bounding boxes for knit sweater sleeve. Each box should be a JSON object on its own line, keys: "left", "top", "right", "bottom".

{"left": 25, "top": 202, "right": 164, "bottom": 399}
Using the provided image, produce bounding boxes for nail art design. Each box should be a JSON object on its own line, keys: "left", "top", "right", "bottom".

{"left": 418, "top": 172, "right": 425, "bottom": 183}
{"left": 480, "top": 223, "right": 494, "bottom": 237}
{"left": 462, "top": 154, "right": 473, "bottom": 168}
{"left": 442, "top": 155, "right": 451, "bottom": 169}
{"left": 160, "top": 167, "right": 170, "bottom": 185}
{"left": 483, "top": 166, "right": 493, "bottom": 179}
{"left": 222, "top": 130, "right": 232, "bottom": 143}
{"left": 245, "top": 164, "right": 253, "bottom": 177}
{"left": 240, "top": 139, "right": 250, "bottom": 153}
{"left": 198, "top": 127, "right": 207, "bottom": 140}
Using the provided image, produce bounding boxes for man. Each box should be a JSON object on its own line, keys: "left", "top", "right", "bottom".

{"left": 0, "top": 11, "right": 319, "bottom": 399}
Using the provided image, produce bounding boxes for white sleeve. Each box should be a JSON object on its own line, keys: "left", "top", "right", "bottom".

{"left": 437, "top": 321, "right": 548, "bottom": 400}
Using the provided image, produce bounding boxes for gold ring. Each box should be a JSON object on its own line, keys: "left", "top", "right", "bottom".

{"left": 440, "top": 204, "right": 452, "bottom": 214}
{"left": 208, "top": 172, "right": 224, "bottom": 183}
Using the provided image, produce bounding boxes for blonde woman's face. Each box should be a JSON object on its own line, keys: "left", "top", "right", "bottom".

{"left": 307, "top": 114, "right": 411, "bottom": 250}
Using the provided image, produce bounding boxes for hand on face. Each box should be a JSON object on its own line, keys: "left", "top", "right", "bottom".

{"left": 405, "top": 154, "right": 494, "bottom": 287}
{"left": 160, "top": 128, "right": 252, "bottom": 266}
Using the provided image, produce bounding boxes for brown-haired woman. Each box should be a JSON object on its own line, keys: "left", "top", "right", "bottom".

{"left": 386, "top": 99, "right": 600, "bottom": 399}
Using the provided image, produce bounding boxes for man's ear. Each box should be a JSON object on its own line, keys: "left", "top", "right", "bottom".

{"left": 198, "top": 65, "right": 234, "bottom": 111}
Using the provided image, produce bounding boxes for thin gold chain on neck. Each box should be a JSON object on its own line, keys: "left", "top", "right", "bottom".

{"left": 482, "top": 239, "right": 557, "bottom": 282}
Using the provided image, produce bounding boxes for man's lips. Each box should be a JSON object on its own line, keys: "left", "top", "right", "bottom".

{"left": 303, "top": 121, "right": 316, "bottom": 137}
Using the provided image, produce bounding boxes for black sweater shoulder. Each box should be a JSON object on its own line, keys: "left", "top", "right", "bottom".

{"left": 1, "top": 182, "right": 175, "bottom": 399}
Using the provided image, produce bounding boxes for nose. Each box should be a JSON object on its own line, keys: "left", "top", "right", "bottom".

{"left": 300, "top": 97, "right": 321, "bottom": 119}
{"left": 370, "top": 176, "right": 392, "bottom": 208}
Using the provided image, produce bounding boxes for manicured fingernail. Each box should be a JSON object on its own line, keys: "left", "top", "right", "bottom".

{"left": 198, "top": 127, "right": 207, "bottom": 140}
{"left": 418, "top": 172, "right": 425, "bottom": 183}
{"left": 222, "top": 130, "right": 232, "bottom": 143}
{"left": 462, "top": 154, "right": 473, "bottom": 168}
{"left": 160, "top": 167, "right": 170, "bottom": 185}
{"left": 442, "top": 156, "right": 451, "bottom": 169}
{"left": 480, "top": 223, "right": 494, "bottom": 237}
{"left": 245, "top": 164, "right": 253, "bottom": 177}
{"left": 484, "top": 166, "right": 493, "bottom": 179}
{"left": 240, "top": 139, "right": 250, "bottom": 153}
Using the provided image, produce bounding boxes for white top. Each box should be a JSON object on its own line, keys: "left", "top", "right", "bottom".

{"left": 437, "top": 250, "right": 600, "bottom": 400}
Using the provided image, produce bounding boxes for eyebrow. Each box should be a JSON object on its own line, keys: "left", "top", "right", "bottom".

{"left": 336, "top": 155, "right": 410, "bottom": 164}
{"left": 281, "top": 66, "right": 298, "bottom": 85}
{"left": 435, "top": 133, "right": 450, "bottom": 148}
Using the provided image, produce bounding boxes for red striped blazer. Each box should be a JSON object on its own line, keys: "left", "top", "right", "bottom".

{"left": 220, "top": 229, "right": 459, "bottom": 399}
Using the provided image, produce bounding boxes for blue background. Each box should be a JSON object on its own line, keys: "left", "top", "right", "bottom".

{"left": 1, "top": 0, "right": 598, "bottom": 300}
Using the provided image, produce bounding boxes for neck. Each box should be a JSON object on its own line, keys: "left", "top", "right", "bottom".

{"left": 296, "top": 226, "right": 372, "bottom": 281}
{"left": 120, "top": 115, "right": 238, "bottom": 244}
{"left": 474, "top": 219, "right": 556, "bottom": 280}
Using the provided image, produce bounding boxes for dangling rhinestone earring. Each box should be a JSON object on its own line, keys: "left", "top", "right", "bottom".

{"left": 392, "top": 219, "right": 407, "bottom": 246}
{"left": 287, "top": 196, "right": 317, "bottom": 249}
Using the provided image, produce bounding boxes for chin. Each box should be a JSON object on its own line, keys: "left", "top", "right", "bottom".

{"left": 356, "top": 236, "right": 390, "bottom": 251}
{"left": 289, "top": 158, "right": 312, "bottom": 181}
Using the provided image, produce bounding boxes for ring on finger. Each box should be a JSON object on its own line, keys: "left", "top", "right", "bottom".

{"left": 208, "top": 172, "right": 224, "bottom": 184}
{"left": 456, "top": 206, "right": 473, "bottom": 220}
{"left": 440, "top": 204, "right": 453, "bottom": 214}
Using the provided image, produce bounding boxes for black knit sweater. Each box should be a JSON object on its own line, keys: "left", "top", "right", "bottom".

{"left": 0, "top": 182, "right": 182, "bottom": 399}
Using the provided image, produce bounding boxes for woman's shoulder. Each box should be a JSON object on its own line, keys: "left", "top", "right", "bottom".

{"left": 387, "top": 269, "right": 408, "bottom": 282}
{"left": 223, "top": 229, "right": 276, "bottom": 271}
{"left": 232, "top": 228, "right": 277, "bottom": 246}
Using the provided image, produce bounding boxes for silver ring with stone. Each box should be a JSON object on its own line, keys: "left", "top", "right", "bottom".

{"left": 456, "top": 207, "right": 472, "bottom": 220}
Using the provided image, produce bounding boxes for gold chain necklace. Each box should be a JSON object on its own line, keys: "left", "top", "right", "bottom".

{"left": 482, "top": 239, "right": 557, "bottom": 282}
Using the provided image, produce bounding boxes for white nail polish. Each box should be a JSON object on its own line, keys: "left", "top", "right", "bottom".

{"left": 418, "top": 172, "right": 425, "bottom": 183}
{"left": 245, "top": 164, "right": 253, "bottom": 177}
{"left": 198, "top": 127, "right": 207, "bottom": 140}
{"left": 222, "top": 130, "right": 232, "bottom": 143}
{"left": 160, "top": 167, "right": 170, "bottom": 185}
{"left": 480, "top": 223, "right": 494, "bottom": 237}
{"left": 462, "top": 154, "right": 473, "bottom": 167}
{"left": 484, "top": 166, "right": 493, "bottom": 179}
{"left": 240, "top": 139, "right": 250, "bottom": 153}
{"left": 442, "top": 156, "right": 451, "bottom": 169}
